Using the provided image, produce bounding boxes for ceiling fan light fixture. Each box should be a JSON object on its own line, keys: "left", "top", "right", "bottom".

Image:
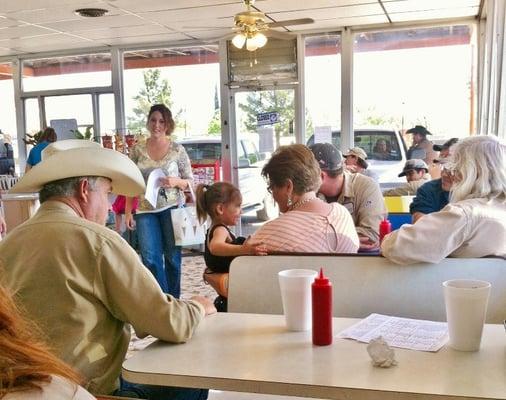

{"left": 232, "top": 33, "right": 247, "bottom": 49}
{"left": 246, "top": 40, "right": 258, "bottom": 52}
{"left": 250, "top": 32, "right": 267, "bottom": 48}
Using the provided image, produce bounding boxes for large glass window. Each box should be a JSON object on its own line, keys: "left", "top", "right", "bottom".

{"left": 22, "top": 53, "right": 112, "bottom": 92}
{"left": 353, "top": 25, "right": 475, "bottom": 141}
{"left": 0, "top": 63, "right": 17, "bottom": 173}
{"left": 304, "top": 34, "right": 341, "bottom": 143}
{"left": 123, "top": 46, "right": 220, "bottom": 138}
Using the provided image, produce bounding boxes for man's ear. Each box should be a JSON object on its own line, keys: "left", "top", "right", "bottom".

{"left": 320, "top": 171, "right": 326, "bottom": 181}
{"left": 76, "top": 178, "right": 90, "bottom": 202}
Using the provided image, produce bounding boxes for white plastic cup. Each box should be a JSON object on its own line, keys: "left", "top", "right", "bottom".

{"left": 278, "top": 269, "right": 318, "bottom": 331}
{"left": 443, "top": 279, "right": 491, "bottom": 351}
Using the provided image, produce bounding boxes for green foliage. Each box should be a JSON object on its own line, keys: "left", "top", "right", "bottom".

{"left": 23, "top": 130, "right": 44, "bottom": 146}
{"left": 127, "top": 69, "right": 176, "bottom": 133}
{"left": 207, "top": 109, "right": 221, "bottom": 135}
{"left": 238, "top": 90, "right": 314, "bottom": 145}
{"left": 355, "top": 106, "right": 402, "bottom": 130}
{"left": 72, "top": 126, "right": 94, "bottom": 140}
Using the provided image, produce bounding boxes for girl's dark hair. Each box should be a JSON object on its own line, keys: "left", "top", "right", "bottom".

{"left": 196, "top": 182, "right": 242, "bottom": 223}
{"left": 147, "top": 104, "right": 175, "bottom": 135}
{"left": 40, "top": 127, "right": 57, "bottom": 143}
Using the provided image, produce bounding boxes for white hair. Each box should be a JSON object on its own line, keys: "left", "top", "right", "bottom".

{"left": 450, "top": 135, "right": 506, "bottom": 203}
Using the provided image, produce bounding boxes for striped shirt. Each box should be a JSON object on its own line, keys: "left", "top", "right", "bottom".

{"left": 252, "top": 203, "right": 359, "bottom": 253}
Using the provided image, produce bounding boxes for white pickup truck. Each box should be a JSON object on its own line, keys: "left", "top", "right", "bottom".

{"left": 307, "top": 128, "right": 408, "bottom": 190}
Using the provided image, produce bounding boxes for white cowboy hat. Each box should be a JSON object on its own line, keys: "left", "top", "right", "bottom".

{"left": 10, "top": 139, "right": 145, "bottom": 196}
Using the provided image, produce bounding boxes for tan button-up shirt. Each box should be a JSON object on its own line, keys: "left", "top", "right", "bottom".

{"left": 381, "top": 197, "right": 506, "bottom": 264}
{"left": 321, "top": 171, "right": 387, "bottom": 243}
{"left": 0, "top": 201, "right": 204, "bottom": 395}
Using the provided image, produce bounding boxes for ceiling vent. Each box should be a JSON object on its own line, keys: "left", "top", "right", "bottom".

{"left": 74, "top": 8, "right": 109, "bottom": 18}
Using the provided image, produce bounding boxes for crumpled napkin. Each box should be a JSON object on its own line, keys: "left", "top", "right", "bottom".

{"left": 367, "top": 336, "right": 398, "bottom": 368}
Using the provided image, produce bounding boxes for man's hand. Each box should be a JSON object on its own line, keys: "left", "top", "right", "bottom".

{"left": 191, "top": 296, "right": 217, "bottom": 316}
{"left": 358, "top": 234, "right": 379, "bottom": 252}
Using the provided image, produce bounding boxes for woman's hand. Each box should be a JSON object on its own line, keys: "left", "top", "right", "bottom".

{"left": 243, "top": 237, "right": 268, "bottom": 255}
{"left": 125, "top": 213, "right": 136, "bottom": 230}
{"left": 159, "top": 177, "right": 187, "bottom": 190}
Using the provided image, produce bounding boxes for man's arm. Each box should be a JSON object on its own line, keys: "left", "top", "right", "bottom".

{"left": 354, "top": 177, "right": 387, "bottom": 243}
{"left": 94, "top": 236, "right": 215, "bottom": 343}
{"left": 381, "top": 204, "right": 469, "bottom": 264}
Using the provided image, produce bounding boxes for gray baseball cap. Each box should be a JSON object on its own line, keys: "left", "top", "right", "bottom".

{"left": 310, "top": 142, "right": 343, "bottom": 171}
{"left": 398, "top": 159, "right": 429, "bottom": 177}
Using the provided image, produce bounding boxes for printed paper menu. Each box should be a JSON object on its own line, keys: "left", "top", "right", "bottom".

{"left": 337, "top": 313, "right": 448, "bottom": 352}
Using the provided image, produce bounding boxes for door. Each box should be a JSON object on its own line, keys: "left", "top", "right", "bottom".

{"left": 232, "top": 88, "right": 296, "bottom": 231}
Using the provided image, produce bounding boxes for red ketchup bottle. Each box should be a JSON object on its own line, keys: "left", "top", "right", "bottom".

{"left": 379, "top": 218, "right": 392, "bottom": 244}
{"left": 312, "top": 268, "right": 333, "bottom": 346}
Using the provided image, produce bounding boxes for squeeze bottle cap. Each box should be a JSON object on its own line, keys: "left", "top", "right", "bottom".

{"left": 314, "top": 268, "right": 329, "bottom": 285}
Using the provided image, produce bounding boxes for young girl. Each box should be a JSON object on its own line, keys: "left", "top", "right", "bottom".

{"left": 196, "top": 182, "right": 267, "bottom": 302}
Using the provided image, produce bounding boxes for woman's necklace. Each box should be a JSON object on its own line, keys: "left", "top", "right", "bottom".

{"left": 289, "top": 193, "right": 317, "bottom": 211}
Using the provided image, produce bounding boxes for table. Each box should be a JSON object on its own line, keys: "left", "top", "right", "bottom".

{"left": 123, "top": 313, "right": 506, "bottom": 400}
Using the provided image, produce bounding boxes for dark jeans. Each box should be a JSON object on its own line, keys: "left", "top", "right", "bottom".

{"left": 114, "top": 377, "right": 208, "bottom": 400}
{"left": 135, "top": 207, "right": 182, "bottom": 298}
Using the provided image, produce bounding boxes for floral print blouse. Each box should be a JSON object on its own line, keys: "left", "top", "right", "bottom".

{"left": 129, "top": 139, "right": 193, "bottom": 212}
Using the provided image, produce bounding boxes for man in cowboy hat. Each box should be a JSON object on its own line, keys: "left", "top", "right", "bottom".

{"left": 343, "top": 147, "right": 379, "bottom": 181}
{"left": 0, "top": 140, "right": 215, "bottom": 400}
{"left": 383, "top": 159, "right": 431, "bottom": 196}
{"left": 405, "top": 125, "right": 437, "bottom": 165}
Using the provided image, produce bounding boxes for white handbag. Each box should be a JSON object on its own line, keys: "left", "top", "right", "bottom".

{"left": 171, "top": 186, "right": 206, "bottom": 246}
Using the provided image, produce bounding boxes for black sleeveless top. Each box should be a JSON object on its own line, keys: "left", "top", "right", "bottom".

{"left": 204, "top": 224, "right": 246, "bottom": 273}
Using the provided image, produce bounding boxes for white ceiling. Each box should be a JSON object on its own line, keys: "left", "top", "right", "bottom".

{"left": 0, "top": 0, "right": 481, "bottom": 57}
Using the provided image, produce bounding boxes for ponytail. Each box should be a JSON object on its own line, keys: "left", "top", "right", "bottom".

{"left": 196, "top": 184, "right": 210, "bottom": 224}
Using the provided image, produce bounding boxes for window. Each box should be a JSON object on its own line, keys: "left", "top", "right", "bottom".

{"left": 353, "top": 25, "right": 475, "bottom": 140}
{"left": 304, "top": 34, "right": 341, "bottom": 140}
{"left": 22, "top": 53, "right": 112, "bottom": 91}
{"left": 123, "top": 46, "right": 220, "bottom": 138}
{"left": 0, "top": 63, "right": 17, "bottom": 169}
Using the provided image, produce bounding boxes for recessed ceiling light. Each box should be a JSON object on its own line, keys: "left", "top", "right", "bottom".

{"left": 74, "top": 8, "right": 109, "bottom": 18}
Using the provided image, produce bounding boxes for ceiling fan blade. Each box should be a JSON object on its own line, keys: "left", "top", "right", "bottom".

{"left": 265, "top": 30, "right": 294, "bottom": 40}
{"left": 267, "top": 18, "right": 314, "bottom": 28}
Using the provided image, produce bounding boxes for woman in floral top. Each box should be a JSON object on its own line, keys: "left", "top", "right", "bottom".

{"left": 125, "top": 104, "right": 193, "bottom": 297}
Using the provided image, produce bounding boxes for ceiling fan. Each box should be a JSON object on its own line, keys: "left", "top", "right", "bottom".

{"left": 204, "top": 0, "right": 314, "bottom": 51}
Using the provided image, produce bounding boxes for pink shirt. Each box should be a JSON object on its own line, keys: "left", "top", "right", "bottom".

{"left": 252, "top": 203, "right": 359, "bottom": 253}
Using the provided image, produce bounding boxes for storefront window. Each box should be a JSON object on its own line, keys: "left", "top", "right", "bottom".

{"left": 353, "top": 25, "right": 475, "bottom": 140}
{"left": 22, "top": 53, "right": 112, "bottom": 92}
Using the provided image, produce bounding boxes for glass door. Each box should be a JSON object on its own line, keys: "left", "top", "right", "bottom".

{"left": 233, "top": 88, "right": 295, "bottom": 234}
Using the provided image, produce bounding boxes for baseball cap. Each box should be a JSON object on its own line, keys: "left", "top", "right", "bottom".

{"left": 433, "top": 137, "right": 458, "bottom": 152}
{"left": 343, "top": 147, "right": 368, "bottom": 168}
{"left": 406, "top": 125, "right": 432, "bottom": 136}
{"left": 398, "top": 159, "right": 429, "bottom": 177}
{"left": 310, "top": 142, "right": 343, "bottom": 171}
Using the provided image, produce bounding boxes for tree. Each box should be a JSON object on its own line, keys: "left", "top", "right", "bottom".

{"left": 238, "top": 90, "right": 314, "bottom": 147}
{"left": 207, "top": 84, "right": 221, "bottom": 135}
{"left": 238, "top": 90, "right": 294, "bottom": 147}
{"left": 127, "top": 69, "right": 176, "bottom": 133}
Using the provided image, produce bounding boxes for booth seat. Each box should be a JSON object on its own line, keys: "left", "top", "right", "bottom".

{"left": 228, "top": 254, "right": 506, "bottom": 323}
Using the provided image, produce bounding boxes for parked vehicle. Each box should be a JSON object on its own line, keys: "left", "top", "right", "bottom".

{"left": 307, "top": 129, "right": 408, "bottom": 189}
{"left": 179, "top": 137, "right": 277, "bottom": 220}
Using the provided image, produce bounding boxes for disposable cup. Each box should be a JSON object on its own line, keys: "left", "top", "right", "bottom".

{"left": 443, "top": 279, "right": 491, "bottom": 351}
{"left": 278, "top": 269, "right": 318, "bottom": 331}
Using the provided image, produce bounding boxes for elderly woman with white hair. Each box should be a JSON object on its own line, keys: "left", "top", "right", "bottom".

{"left": 381, "top": 135, "right": 506, "bottom": 264}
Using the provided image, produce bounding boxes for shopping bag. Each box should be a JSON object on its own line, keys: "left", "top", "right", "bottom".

{"left": 171, "top": 185, "right": 206, "bottom": 246}
{"left": 171, "top": 205, "right": 206, "bottom": 246}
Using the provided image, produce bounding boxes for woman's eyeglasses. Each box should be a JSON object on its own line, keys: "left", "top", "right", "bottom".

{"left": 441, "top": 162, "right": 457, "bottom": 177}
